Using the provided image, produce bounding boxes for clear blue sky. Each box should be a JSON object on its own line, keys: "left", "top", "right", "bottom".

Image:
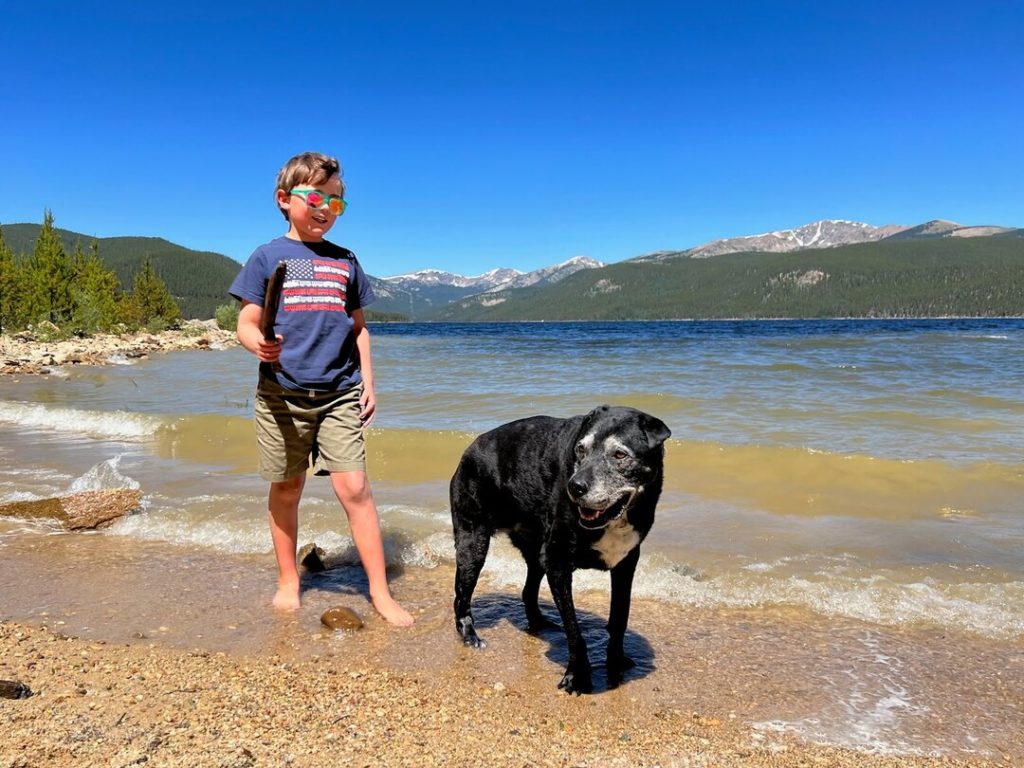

{"left": 2, "top": 2, "right": 1021, "bottom": 276}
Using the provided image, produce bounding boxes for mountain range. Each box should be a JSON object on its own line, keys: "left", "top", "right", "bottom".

{"left": 433, "top": 219, "right": 1023, "bottom": 321}
{"left": 368, "top": 256, "right": 603, "bottom": 317}
{"left": 2, "top": 218, "right": 1021, "bottom": 321}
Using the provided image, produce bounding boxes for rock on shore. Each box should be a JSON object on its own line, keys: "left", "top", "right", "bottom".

{"left": 0, "top": 489, "right": 143, "bottom": 530}
{"left": 0, "top": 320, "right": 237, "bottom": 375}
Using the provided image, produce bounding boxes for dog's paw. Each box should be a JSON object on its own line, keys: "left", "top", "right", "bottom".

{"left": 526, "top": 615, "right": 560, "bottom": 634}
{"left": 558, "top": 668, "right": 594, "bottom": 695}
{"left": 457, "top": 617, "right": 486, "bottom": 649}
{"left": 606, "top": 654, "right": 635, "bottom": 688}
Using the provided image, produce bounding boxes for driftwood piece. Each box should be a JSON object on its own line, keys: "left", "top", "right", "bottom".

{"left": 260, "top": 262, "right": 287, "bottom": 342}
{"left": 0, "top": 489, "right": 142, "bottom": 530}
{"left": 260, "top": 262, "right": 287, "bottom": 373}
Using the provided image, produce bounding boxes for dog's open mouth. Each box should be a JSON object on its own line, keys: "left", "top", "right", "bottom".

{"left": 576, "top": 490, "right": 635, "bottom": 530}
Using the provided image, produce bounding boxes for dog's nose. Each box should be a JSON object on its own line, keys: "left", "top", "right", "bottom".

{"left": 567, "top": 477, "right": 588, "bottom": 499}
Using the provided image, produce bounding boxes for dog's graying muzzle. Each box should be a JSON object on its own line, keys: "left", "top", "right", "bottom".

{"left": 574, "top": 487, "right": 639, "bottom": 530}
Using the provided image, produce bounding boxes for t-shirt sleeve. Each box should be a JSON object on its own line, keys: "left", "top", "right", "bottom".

{"left": 347, "top": 256, "right": 376, "bottom": 312}
{"left": 228, "top": 248, "right": 268, "bottom": 305}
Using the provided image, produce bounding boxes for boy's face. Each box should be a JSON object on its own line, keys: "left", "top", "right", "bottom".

{"left": 278, "top": 173, "right": 344, "bottom": 242}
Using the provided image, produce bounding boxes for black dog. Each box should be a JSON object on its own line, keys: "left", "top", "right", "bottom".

{"left": 450, "top": 405, "right": 671, "bottom": 694}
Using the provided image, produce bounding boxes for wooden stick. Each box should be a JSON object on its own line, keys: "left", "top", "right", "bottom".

{"left": 260, "top": 262, "right": 287, "bottom": 372}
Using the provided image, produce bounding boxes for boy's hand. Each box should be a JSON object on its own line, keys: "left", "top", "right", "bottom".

{"left": 256, "top": 334, "right": 283, "bottom": 363}
{"left": 359, "top": 387, "right": 377, "bottom": 428}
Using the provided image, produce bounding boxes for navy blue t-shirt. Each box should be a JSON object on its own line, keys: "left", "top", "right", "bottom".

{"left": 229, "top": 237, "right": 376, "bottom": 392}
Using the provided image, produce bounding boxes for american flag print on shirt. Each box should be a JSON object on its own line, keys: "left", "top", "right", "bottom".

{"left": 280, "top": 258, "right": 350, "bottom": 313}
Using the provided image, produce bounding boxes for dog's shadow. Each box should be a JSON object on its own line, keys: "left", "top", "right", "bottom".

{"left": 468, "top": 592, "right": 656, "bottom": 693}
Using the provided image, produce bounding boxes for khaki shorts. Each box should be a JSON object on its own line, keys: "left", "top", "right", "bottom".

{"left": 254, "top": 376, "right": 366, "bottom": 481}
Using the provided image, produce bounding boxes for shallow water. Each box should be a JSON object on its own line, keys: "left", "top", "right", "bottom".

{"left": 2, "top": 319, "right": 1024, "bottom": 756}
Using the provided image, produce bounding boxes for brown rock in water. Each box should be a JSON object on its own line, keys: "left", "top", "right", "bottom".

{"left": 320, "top": 606, "right": 364, "bottom": 631}
{"left": 0, "top": 489, "right": 142, "bottom": 530}
{"left": 298, "top": 542, "right": 327, "bottom": 572}
{"left": 0, "top": 680, "right": 32, "bottom": 699}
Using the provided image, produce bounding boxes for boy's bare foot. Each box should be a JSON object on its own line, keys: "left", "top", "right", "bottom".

{"left": 371, "top": 593, "right": 414, "bottom": 627}
{"left": 273, "top": 579, "right": 301, "bottom": 611}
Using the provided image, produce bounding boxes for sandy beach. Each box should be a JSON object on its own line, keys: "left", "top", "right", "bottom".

{"left": 2, "top": 530, "right": 1021, "bottom": 768}
{"left": 0, "top": 616, "right": 1004, "bottom": 768}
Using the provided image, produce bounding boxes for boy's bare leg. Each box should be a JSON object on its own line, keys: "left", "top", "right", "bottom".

{"left": 330, "top": 470, "right": 414, "bottom": 626}
{"left": 268, "top": 473, "right": 305, "bottom": 610}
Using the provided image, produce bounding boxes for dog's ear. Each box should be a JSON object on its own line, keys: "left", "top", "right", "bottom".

{"left": 640, "top": 413, "right": 671, "bottom": 450}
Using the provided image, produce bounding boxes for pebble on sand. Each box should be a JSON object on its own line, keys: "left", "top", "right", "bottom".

{"left": 320, "top": 606, "right": 364, "bottom": 631}
{"left": 0, "top": 679, "right": 32, "bottom": 700}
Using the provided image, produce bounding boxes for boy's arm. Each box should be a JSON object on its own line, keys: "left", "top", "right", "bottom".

{"left": 237, "top": 300, "right": 282, "bottom": 362}
{"left": 351, "top": 308, "right": 375, "bottom": 426}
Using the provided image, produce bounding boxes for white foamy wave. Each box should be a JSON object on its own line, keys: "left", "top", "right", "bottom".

{"left": 0, "top": 402, "right": 162, "bottom": 440}
{"left": 1, "top": 466, "right": 75, "bottom": 482}
{"left": 428, "top": 545, "right": 1024, "bottom": 639}
{"left": 110, "top": 498, "right": 357, "bottom": 555}
{"left": 65, "top": 455, "right": 140, "bottom": 493}
{"left": 402, "top": 531, "right": 456, "bottom": 568}
{"left": 753, "top": 631, "right": 937, "bottom": 756}
{"left": 112, "top": 513, "right": 271, "bottom": 554}
{"left": 627, "top": 556, "right": 1024, "bottom": 640}
{"left": 0, "top": 490, "right": 49, "bottom": 504}
{"left": 105, "top": 354, "right": 136, "bottom": 365}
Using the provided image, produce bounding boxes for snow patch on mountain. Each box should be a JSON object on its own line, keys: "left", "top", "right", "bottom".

{"left": 685, "top": 220, "right": 910, "bottom": 258}
{"left": 381, "top": 256, "right": 603, "bottom": 293}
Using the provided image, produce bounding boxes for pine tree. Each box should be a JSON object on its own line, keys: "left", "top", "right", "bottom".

{"left": 124, "top": 258, "right": 181, "bottom": 330}
{"left": 70, "top": 240, "right": 122, "bottom": 333}
{"left": 0, "top": 226, "right": 19, "bottom": 333}
{"left": 24, "top": 210, "right": 75, "bottom": 328}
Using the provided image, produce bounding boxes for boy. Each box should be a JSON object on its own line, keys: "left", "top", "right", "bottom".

{"left": 229, "top": 151, "right": 413, "bottom": 626}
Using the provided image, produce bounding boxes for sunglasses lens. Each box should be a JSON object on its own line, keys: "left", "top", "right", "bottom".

{"left": 305, "top": 191, "right": 324, "bottom": 207}
{"left": 329, "top": 199, "right": 345, "bottom": 215}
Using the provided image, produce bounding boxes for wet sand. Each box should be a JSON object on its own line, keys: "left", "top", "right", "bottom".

{"left": 2, "top": 533, "right": 1022, "bottom": 766}
{"left": 3, "top": 617, "right": 1011, "bottom": 768}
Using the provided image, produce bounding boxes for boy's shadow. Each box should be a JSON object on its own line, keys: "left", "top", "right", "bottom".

{"left": 296, "top": 533, "right": 411, "bottom": 600}
{"left": 467, "top": 591, "right": 656, "bottom": 693}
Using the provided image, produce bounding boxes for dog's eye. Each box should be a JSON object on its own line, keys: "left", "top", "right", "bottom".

{"left": 575, "top": 443, "right": 586, "bottom": 457}
{"left": 613, "top": 450, "right": 629, "bottom": 461}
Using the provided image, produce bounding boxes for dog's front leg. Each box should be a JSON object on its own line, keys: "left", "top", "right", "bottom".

{"left": 547, "top": 564, "right": 593, "bottom": 694}
{"left": 606, "top": 546, "right": 640, "bottom": 688}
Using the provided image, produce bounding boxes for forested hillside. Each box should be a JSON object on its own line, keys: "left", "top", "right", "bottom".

{"left": 2, "top": 224, "right": 239, "bottom": 319}
{"left": 432, "top": 237, "right": 1024, "bottom": 320}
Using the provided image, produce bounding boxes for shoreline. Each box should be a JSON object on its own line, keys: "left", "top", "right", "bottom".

{"left": 0, "top": 321, "right": 238, "bottom": 376}
{"left": 0, "top": 616, "right": 999, "bottom": 768}
{"left": 2, "top": 528, "right": 1021, "bottom": 766}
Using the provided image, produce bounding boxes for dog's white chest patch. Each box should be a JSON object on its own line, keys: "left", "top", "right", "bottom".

{"left": 592, "top": 517, "right": 640, "bottom": 569}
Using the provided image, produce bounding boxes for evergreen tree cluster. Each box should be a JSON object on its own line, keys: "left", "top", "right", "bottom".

{"left": 0, "top": 212, "right": 181, "bottom": 336}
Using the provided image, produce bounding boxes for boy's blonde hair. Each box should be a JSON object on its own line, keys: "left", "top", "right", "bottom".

{"left": 275, "top": 152, "right": 344, "bottom": 220}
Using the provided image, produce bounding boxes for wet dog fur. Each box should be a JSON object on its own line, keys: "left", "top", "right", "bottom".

{"left": 449, "top": 405, "right": 671, "bottom": 694}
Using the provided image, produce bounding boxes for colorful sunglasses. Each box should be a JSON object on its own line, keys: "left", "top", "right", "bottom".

{"left": 288, "top": 188, "right": 347, "bottom": 215}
